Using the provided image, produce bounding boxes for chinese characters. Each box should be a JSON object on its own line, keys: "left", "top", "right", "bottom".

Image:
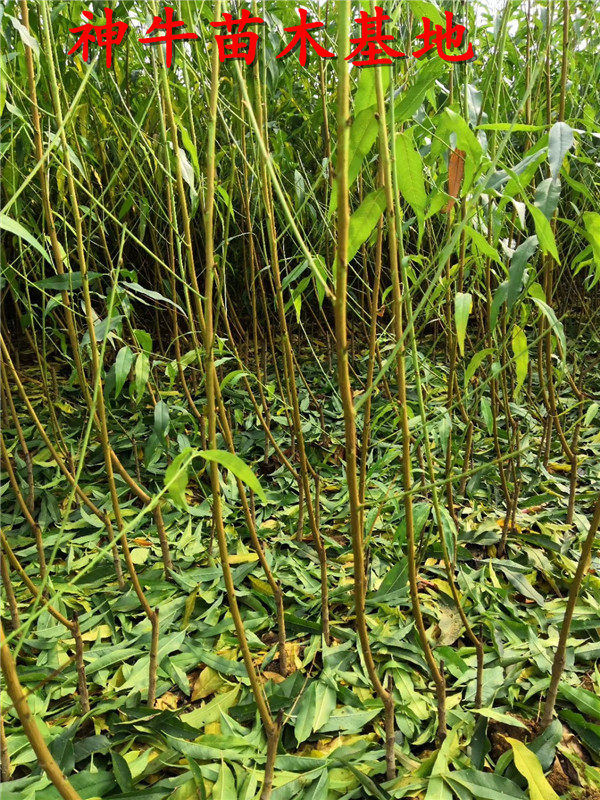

{"left": 68, "top": 6, "right": 475, "bottom": 69}
{"left": 69, "top": 5, "right": 197, "bottom": 68}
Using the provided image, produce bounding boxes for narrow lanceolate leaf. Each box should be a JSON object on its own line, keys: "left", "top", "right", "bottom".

{"left": 464, "top": 348, "right": 493, "bottom": 388}
{"left": 583, "top": 211, "right": 600, "bottom": 284}
{"left": 199, "top": 449, "right": 266, "bottom": 503}
{"left": 395, "top": 130, "right": 427, "bottom": 233}
{"left": 334, "top": 188, "right": 386, "bottom": 272}
{"left": 512, "top": 325, "right": 528, "bottom": 397}
{"left": 133, "top": 352, "right": 149, "bottom": 403}
{"left": 465, "top": 226, "right": 502, "bottom": 264}
{"left": 490, "top": 281, "right": 509, "bottom": 332}
{"left": 547, "top": 121, "right": 574, "bottom": 179}
{"left": 585, "top": 402, "right": 599, "bottom": 427}
{"left": 35, "top": 271, "right": 101, "bottom": 290}
{"left": 122, "top": 281, "right": 186, "bottom": 316}
{"left": 395, "top": 57, "right": 442, "bottom": 121}
{"left": 558, "top": 683, "right": 600, "bottom": 721}
{"left": 165, "top": 449, "right": 194, "bottom": 509}
{"left": 110, "top": 750, "right": 133, "bottom": 792}
{"left": 153, "top": 400, "right": 170, "bottom": 440}
{"left": 114, "top": 346, "right": 134, "bottom": 398}
{"left": 447, "top": 769, "right": 524, "bottom": 800}
{"left": 507, "top": 236, "right": 538, "bottom": 309}
{"left": 425, "top": 731, "right": 458, "bottom": 800}
{"left": 507, "top": 738, "right": 559, "bottom": 800}
{"left": 0, "top": 213, "right": 52, "bottom": 264}
{"left": 528, "top": 205, "right": 560, "bottom": 264}
{"left": 530, "top": 297, "right": 566, "bottom": 360}
{"left": 534, "top": 178, "right": 561, "bottom": 220}
{"left": 312, "top": 681, "right": 337, "bottom": 732}
{"left": 294, "top": 680, "right": 317, "bottom": 744}
{"left": 213, "top": 761, "right": 237, "bottom": 800}
{"left": 454, "top": 292, "right": 472, "bottom": 357}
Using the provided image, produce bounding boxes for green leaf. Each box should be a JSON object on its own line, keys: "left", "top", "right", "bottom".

{"left": 35, "top": 271, "right": 102, "bottom": 291}
{"left": 348, "top": 188, "right": 386, "bottom": 264}
{"left": 474, "top": 708, "right": 528, "bottom": 729}
{"left": 199, "top": 449, "right": 266, "bottom": 503}
{"left": 294, "top": 681, "right": 317, "bottom": 744}
{"left": 454, "top": 292, "right": 472, "bottom": 357}
{"left": 582, "top": 211, "right": 600, "bottom": 285}
{"left": 512, "top": 325, "right": 528, "bottom": 397}
{"left": 507, "top": 738, "right": 559, "bottom": 800}
{"left": 439, "top": 505, "right": 457, "bottom": 566}
{"left": 10, "top": 14, "right": 40, "bottom": 55}
{"left": 177, "top": 118, "right": 200, "bottom": 178}
{"left": 507, "top": 236, "right": 538, "bottom": 309}
{"left": 395, "top": 130, "right": 427, "bottom": 236}
{"left": 559, "top": 710, "right": 600, "bottom": 754}
{"left": 526, "top": 720, "right": 563, "bottom": 773}
{"left": 122, "top": 281, "right": 186, "bottom": 316}
{"left": 303, "top": 770, "right": 329, "bottom": 800}
{"left": 354, "top": 64, "right": 389, "bottom": 116}
{"left": 504, "top": 167, "right": 560, "bottom": 263}
{"left": 133, "top": 328, "right": 153, "bottom": 354}
{"left": 153, "top": 400, "right": 170, "bottom": 440}
{"left": 584, "top": 402, "right": 599, "bottom": 427}
{"left": 558, "top": 683, "right": 600, "bottom": 721}
{"left": 165, "top": 449, "right": 193, "bottom": 509}
{"left": 111, "top": 750, "right": 134, "bottom": 793}
{"left": 0, "top": 213, "right": 52, "bottom": 264}
{"left": 464, "top": 349, "right": 493, "bottom": 388}
{"left": 490, "top": 281, "right": 509, "bottom": 332}
{"left": 333, "top": 756, "right": 392, "bottom": 800}
{"left": 181, "top": 687, "right": 240, "bottom": 728}
{"left": 534, "top": 178, "right": 561, "bottom": 220}
{"left": 465, "top": 227, "right": 502, "bottom": 264}
{"left": 114, "top": 346, "right": 134, "bottom": 399}
{"left": 447, "top": 769, "right": 525, "bottom": 800}
{"left": 528, "top": 205, "right": 560, "bottom": 264}
{"left": 407, "top": 1, "right": 445, "bottom": 26}
{"left": 82, "top": 315, "right": 123, "bottom": 347}
{"left": 481, "top": 396, "right": 493, "bottom": 434}
{"left": 425, "top": 730, "right": 458, "bottom": 800}
{"left": 547, "top": 121, "right": 574, "bottom": 179}
{"left": 530, "top": 297, "right": 566, "bottom": 360}
{"left": 213, "top": 761, "right": 237, "bottom": 800}
{"left": 313, "top": 681, "right": 336, "bottom": 733}
{"left": 477, "top": 123, "right": 547, "bottom": 132}
{"left": 133, "top": 352, "right": 150, "bottom": 403}
{"left": 395, "top": 58, "right": 442, "bottom": 122}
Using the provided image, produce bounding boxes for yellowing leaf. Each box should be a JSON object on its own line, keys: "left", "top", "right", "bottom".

{"left": 454, "top": 292, "right": 472, "bottom": 357}
{"left": 227, "top": 553, "right": 259, "bottom": 564}
{"left": 512, "top": 324, "right": 528, "bottom": 397}
{"left": 507, "top": 737, "right": 560, "bottom": 800}
{"left": 249, "top": 575, "right": 274, "bottom": 595}
{"left": 262, "top": 670, "right": 285, "bottom": 684}
{"left": 547, "top": 462, "right": 571, "bottom": 473}
{"left": 191, "top": 666, "right": 225, "bottom": 701}
{"left": 155, "top": 691, "right": 179, "bottom": 711}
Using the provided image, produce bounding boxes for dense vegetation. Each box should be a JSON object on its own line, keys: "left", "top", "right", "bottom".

{"left": 1, "top": 1, "right": 600, "bottom": 799}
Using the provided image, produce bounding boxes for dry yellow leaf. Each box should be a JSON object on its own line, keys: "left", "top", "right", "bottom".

{"left": 191, "top": 666, "right": 225, "bottom": 701}
{"left": 227, "top": 553, "right": 259, "bottom": 564}
{"left": 262, "top": 671, "right": 285, "bottom": 684}
{"left": 204, "top": 721, "right": 221, "bottom": 735}
{"left": 155, "top": 691, "right": 179, "bottom": 711}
